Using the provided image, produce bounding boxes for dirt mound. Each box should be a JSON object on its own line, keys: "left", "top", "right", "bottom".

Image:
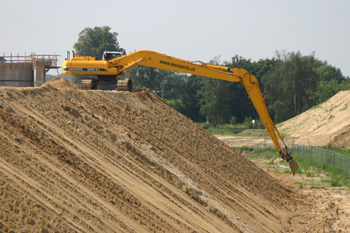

{"left": 0, "top": 86, "right": 305, "bottom": 232}
{"left": 41, "top": 77, "right": 80, "bottom": 90}
{"left": 278, "top": 91, "right": 350, "bottom": 147}
{"left": 332, "top": 125, "right": 350, "bottom": 147}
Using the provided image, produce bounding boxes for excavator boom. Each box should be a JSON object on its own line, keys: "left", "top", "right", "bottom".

{"left": 62, "top": 50, "right": 298, "bottom": 175}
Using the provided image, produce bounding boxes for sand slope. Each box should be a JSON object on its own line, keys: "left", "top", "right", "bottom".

{"left": 0, "top": 78, "right": 301, "bottom": 232}
{"left": 278, "top": 90, "right": 350, "bottom": 147}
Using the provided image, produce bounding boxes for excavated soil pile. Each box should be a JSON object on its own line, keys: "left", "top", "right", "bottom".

{"left": 41, "top": 77, "right": 81, "bottom": 90}
{"left": 278, "top": 90, "right": 350, "bottom": 147}
{"left": 0, "top": 78, "right": 302, "bottom": 232}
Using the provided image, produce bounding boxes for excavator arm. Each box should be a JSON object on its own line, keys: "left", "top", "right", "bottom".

{"left": 62, "top": 50, "right": 299, "bottom": 175}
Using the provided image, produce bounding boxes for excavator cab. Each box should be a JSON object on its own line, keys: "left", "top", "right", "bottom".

{"left": 102, "top": 51, "right": 123, "bottom": 61}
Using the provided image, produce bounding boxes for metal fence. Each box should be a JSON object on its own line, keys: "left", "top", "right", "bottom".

{"left": 288, "top": 143, "right": 350, "bottom": 178}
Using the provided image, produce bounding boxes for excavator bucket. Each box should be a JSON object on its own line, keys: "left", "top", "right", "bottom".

{"left": 282, "top": 152, "right": 299, "bottom": 176}
{"left": 288, "top": 161, "right": 299, "bottom": 176}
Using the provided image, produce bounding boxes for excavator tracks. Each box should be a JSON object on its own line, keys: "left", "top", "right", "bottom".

{"left": 80, "top": 78, "right": 97, "bottom": 90}
{"left": 79, "top": 78, "right": 132, "bottom": 92}
{"left": 117, "top": 79, "right": 132, "bottom": 92}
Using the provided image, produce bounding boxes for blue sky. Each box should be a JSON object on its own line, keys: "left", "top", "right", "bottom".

{"left": 1, "top": 0, "right": 349, "bottom": 77}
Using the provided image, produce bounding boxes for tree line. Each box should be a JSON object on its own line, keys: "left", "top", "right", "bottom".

{"left": 123, "top": 52, "right": 350, "bottom": 125}
{"left": 72, "top": 26, "right": 350, "bottom": 126}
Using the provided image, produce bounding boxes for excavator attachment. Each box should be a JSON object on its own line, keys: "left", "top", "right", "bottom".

{"left": 288, "top": 161, "right": 299, "bottom": 176}
{"left": 282, "top": 153, "right": 299, "bottom": 176}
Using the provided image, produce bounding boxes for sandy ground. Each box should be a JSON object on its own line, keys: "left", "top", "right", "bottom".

{"left": 215, "top": 135, "right": 273, "bottom": 148}
{"left": 0, "top": 77, "right": 349, "bottom": 232}
{"left": 248, "top": 154, "right": 350, "bottom": 233}
{"left": 215, "top": 134, "right": 350, "bottom": 232}
{"left": 277, "top": 91, "right": 350, "bottom": 147}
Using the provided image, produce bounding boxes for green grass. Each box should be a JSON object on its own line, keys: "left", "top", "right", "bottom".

{"left": 235, "top": 146, "right": 255, "bottom": 152}
{"left": 310, "top": 181, "right": 322, "bottom": 187}
{"left": 319, "top": 145, "right": 350, "bottom": 157}
{"left": 236, "top": 129, "right": 269, "bottom": 137}
{"left": 283, "top": 169, "right": 292, "bottom": 174}
{"left": 340, "top": 103, "right": 348, "bottom": 111}
{"left": 198, "top": 123, "right": 270, "bottom": 136}
{"left": 198, "top": 123, "right": 247, "bottom": 135}
{"left": 330, "top": 177, "right": 341, "bottom": 187}
{"left": 265, "top": 161, "right": 275, "bottom": 166}
{"left": 295, "top": 168, "right": 303, "bottom": 174}
{"left": 306, "top": 171, "right": 315, "bottom": 177}
{"left": 250, "top": 147, "right": 350, "bottom": 188}
{"left": 206, "top": 127, "right": 238, "bottom": 135}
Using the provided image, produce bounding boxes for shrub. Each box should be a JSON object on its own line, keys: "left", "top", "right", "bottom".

{"left": 243, "top": 116, "right": 253, "bottom": 128}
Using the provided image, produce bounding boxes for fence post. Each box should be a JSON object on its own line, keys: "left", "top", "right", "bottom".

{"left": 302, "top": 145, "right": 304, "bottom": 160}
{"left": 285, "top": 142, "right": 350, "bottom": 177}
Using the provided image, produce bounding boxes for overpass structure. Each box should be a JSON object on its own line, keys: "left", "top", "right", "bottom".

{"left": 0, "top": 53, "right": 60, "bottom": 87}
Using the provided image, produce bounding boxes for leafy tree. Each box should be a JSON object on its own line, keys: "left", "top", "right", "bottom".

{"left": 317, "top": 65, "right": 345, "bottom": 83}
{"left": 124, "top": 65, "right": 205, "bottom": 121}
{"left": 165, "top": 99, "right": 185, "bottom": 113}
{"left": 262, "top": 51, "right": 319, "bottom": 123}
{"left": 243, "top": 116, "right": 253, "bottom": 128}
{"left": 197, "top": 56, "right": 231, "bottom": 126}
{"left": 313, "top": 79, "right": 350, "bottom": 105}
{"left": 71, "top": 26, "right": 125, "bottom": 84}
{"left": 229, "top": 116, "right": 237, "bottom": 125}
{"left": 224, "top": 55, "right": 276, "bottom": 123}
{"left": 73, "top": 26, "right": 125, "bottom": 57}
{"left": 313, "top": 79, "right": 342, "bottom": 104}
{"left": 124, "top": 65, "right": 183, "bottom": 99}
{"left": 176, "top": 75, "right": 205, "bottom": 122}
{"left": 198, "top": 77, "right": 231, "bottom": 126}
{"left": 124, "top": 66, "right": 158, "bottom": 91}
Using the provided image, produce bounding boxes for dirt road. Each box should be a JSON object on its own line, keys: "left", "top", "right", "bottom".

{"left": 215, "top": 135, "right": 273, "bottom": 148}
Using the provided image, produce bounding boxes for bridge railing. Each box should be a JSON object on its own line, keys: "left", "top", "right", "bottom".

{"left": 1, "top": 53, "right": 59, "bottom": 67}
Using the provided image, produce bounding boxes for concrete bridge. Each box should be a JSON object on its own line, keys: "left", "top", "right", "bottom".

{"left": 0, "top": 53, "right": 60, "bottom": 87}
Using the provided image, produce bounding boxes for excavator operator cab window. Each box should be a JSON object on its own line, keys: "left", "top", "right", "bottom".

{"left": 104, "top": 52, "right": 123, "bottom": 61}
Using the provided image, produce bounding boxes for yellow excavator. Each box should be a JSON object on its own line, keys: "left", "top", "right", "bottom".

{"left": 62, "top": 50, "right": 299, "bottom": 175}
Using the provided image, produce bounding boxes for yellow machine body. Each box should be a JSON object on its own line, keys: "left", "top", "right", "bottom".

{"left": 62, "top": 50, "right": 298, "bottom": 175}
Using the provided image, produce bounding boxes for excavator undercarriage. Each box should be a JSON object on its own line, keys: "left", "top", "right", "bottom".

{"left": 80, "top": 77, "right": 132, "bottom": 91}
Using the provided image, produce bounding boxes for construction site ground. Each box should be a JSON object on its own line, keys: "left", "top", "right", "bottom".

{"left": 215, "top": 135, "right": 273, "bottom": 148}
{"left": 277, "top": 90, "right": 350, "bottom": 148}
{"left": 244, "top": 153, "right": 350, "bottom": 233}
{"left": 0, "top": 77, "right": 350, "bottom": 232}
